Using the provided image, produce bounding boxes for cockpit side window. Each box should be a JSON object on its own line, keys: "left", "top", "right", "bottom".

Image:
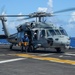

{"left": 47, "top": 30, "right": 51, "bottom": 36}
{"left": 40, "top": 30, "right": 45, "bottom": 37}
{"left": 49, "top": 30, "right": 56, "bottom": 36}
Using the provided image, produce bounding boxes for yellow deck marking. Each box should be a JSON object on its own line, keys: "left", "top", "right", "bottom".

{"left": 14, "top": 54, "right": 75, "bottom": 65}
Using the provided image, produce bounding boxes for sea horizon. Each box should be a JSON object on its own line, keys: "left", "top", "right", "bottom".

{"left": 0, "top": 37, "right": 75, "bottom": 47}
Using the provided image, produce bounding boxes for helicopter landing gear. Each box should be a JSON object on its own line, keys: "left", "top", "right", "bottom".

{"left": 21, "top": 45, "right": 29, "bottom": 52}
{"left": 10, "top": 44, "right": 13, "bottom": 49}
{"left": 55, "top": 47, "right": 61, "bottom": 53}
{"left": 21, "top": 45, "right": 23, "bottom": 52}
{"left": 27, "top": 45, "right": 34, "bottom": 52}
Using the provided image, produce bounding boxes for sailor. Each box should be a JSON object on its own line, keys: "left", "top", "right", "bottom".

{"left": 21, "top": 33, "right": 29, "bottom": 52}
{"left": 22, "top": 33, "right": 29, "bottom": 42}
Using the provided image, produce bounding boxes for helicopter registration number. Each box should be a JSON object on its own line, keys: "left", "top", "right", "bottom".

{"left": 18, "top": 42, "right": 29, "bottom": 46}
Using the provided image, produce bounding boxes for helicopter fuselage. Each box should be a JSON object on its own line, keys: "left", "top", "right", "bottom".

{"left": 12, "top": 22, "right": 70, "bottom": 52}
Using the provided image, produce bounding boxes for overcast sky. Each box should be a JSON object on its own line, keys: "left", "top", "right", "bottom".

{"left": 0, "top": 0, "right": 75, "bottom": 37}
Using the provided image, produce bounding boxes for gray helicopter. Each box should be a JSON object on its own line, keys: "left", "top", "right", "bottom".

{"left": 0, "top": 8, "right": 74, "bottom": 52}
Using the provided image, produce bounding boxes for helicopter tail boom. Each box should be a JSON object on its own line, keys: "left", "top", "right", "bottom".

{"left": 0, "top": 17, "right": 10, "bottom": 38}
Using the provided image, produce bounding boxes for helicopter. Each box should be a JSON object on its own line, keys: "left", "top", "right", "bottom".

{"left": 0, "top": 8, "right": 75, "bottom": 52}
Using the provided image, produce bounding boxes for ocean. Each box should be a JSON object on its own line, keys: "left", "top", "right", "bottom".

{"left": 0, "top": 39, "right": 10, "bottom": 44}
{"left": 0, "top": 38, "right": 75, "bottom": 47}
{"left": 70, "top": 37, "right": 75, "bottom": 47}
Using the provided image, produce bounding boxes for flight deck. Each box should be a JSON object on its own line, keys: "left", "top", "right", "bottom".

{"left": 0, "top": 45, "right": 75, "bottom": 75}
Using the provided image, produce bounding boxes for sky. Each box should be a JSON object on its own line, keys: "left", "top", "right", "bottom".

{"left": 0, "top": 0, "right": 75, "bottom": 37}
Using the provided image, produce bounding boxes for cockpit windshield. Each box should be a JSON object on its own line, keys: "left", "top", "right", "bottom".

{"left": 47, "top": 28, "right": 68, "bottom": 36}
{"left": 48, "top": 30, "right": 56, "bottom": 36}
{"left": 55, "top": 30, "right": 61, "bottom": 35}
{"left": 60, "top": 30, "right": 67, "bottom": 36}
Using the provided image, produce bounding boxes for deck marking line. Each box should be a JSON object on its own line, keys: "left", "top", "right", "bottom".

{"left": 65, "top": 53, "right": 75, "bottom": 56}
{"left": 0, "top": 58, "right": 25, "bottom": 64}
{"left": 14, "top": 54, "right": 75, "bottom": 65}
{"left": 39, "top": 54, "right": 52, "bottom": 56}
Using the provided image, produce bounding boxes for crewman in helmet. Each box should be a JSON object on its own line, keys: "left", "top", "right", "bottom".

{"left": 22, "top": 33, "right": 29, "bottom": 42}
{"left": 21, "top": 32, "right": 29, "bottom": 52}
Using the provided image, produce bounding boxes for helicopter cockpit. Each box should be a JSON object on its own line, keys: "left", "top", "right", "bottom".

{"left": 47, "top": 27, "right": 68, "bottom": 36}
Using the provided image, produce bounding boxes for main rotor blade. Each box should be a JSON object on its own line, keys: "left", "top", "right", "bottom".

{"left": 16, "top": 17, "right": 32, "bottom": 21}
{"left": 0, "top": 15, "right": 29, "bottom": 17}
{"left": 53, "top": 7, "right": 75, "bottom": 14}
{"left": 10, "top": 17, "right": 32, "bottom": 22}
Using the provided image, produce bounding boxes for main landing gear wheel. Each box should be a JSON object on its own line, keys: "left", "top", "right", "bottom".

{"left": 55, "top": 48, "right": 61, "bottom": 53}
{"left": 10, "top": 44, "right": 13, "bottom": 49}
{"left": 21, "top": 46, "right": 23, "bottom": 52}
{"left": 28, "top": 45, "right": 35, "bottom": 52}
{"left": 21, "top": 46, "right": 28, "bottom": 52}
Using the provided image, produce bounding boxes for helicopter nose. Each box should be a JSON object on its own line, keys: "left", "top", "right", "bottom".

{"left": 60, "top": 37, "right": 70, "bottom": 44}
{"left": 54, "top": 36, "right": 70, "bottom": 48}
